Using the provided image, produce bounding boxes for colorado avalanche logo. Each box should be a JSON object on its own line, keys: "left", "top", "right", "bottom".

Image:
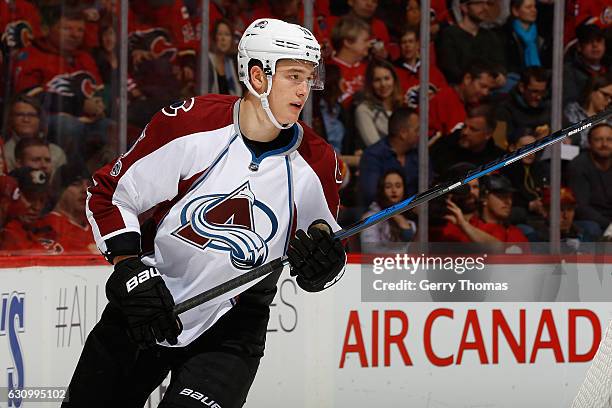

{"left": 162, "top": 98, "right": 195, "bottom": 117}
{"left": 172, "top": 182, "right": 278, "bottom": 270}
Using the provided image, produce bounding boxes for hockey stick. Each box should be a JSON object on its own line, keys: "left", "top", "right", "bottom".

{"left": 174, "top": 108, "right": 612, "bottom": 315}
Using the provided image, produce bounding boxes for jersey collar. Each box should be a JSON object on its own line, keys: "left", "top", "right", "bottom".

{"left": 232, "top": 99, "right": 304, "bottom": 171}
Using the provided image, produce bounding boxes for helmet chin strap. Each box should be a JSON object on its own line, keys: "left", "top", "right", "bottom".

{"left": 245, "top": 75, "right": 293, "bottom": 130}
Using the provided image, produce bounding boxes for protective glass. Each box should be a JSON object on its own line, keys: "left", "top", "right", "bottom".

{"left": 276, "top": 59, "right": 325, "bottom": 91}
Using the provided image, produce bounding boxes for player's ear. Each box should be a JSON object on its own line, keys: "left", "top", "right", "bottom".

{"left": 249, "top": 65, "right": 267, "bottom": 93}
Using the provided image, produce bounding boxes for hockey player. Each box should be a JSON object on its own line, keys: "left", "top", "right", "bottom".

{"left": 63, "top": 18, "right": 347, "bottom": 408}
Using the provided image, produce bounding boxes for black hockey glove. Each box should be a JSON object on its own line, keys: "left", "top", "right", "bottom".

{"left": 287, "top": 219, "right": 346, "bottom": 292}
{"left": 106, "top": 257, "right": 183, "bottom": 347}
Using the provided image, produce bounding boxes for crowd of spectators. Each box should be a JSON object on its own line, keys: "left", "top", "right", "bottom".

{"left": 0, "top": 0, "right": 611, "bottom": 255}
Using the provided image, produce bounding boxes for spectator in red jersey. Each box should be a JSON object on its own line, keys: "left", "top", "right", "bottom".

{"left": 496, "top": 67, "right": 551, "bottom": 145}
{"left": 12, "top": 7, "right": 103, "bottom": 110}
{"left": 0, "top": 175, "right": 18, "bottom": 228}
{"left": 565, "top": 0, "right": 612, "bottom": 45}
{"left": 39, "top": 163, "right": 97, "bottom": 254}
{"left": 12, "top": 138, "right": 54, "bottom": 180}
{"left": 12, "top": 7, "right": 113, "bottom": 161}
{"left": 0, "top": 166, "right": 61, "bottom": 254}
{"left": 208, "top": 19, "right": 242, "bottom": 96}
{"left": 0, "top": 0, "right": 43, "bottom": 56}
{"left": 430, "top": 104, "right": 505, "bottom": 176}
{"left": 3, "top": 95, "right": 66, "bottom": 174}
{"left": 393, "top": 27, "right": 448, "bottom": 109}
{"left": 328, "top": 0, "right": 390, "bottom": 59}
{"left": 564, "top": 75, "right": 612, "bottom": 148}
{"left": 564, "top": 23, "right": 610, "bottom": 106}
{"left": 328, "top": 15, "right": 371, "bottom": 108}
{"left": 429, "top": 162, "right": 502, "bottom": 244}
{"left": 428, "top": 61, "right": 499, "bottom": 138}
{"left": 435, "top": 0, "right": 507, "bottom": 85}
{"left": 478, "top": 174, "right": 529, "bottom": 243}
{"left": 354, "top": 59, "right": 405, "bottom": 147}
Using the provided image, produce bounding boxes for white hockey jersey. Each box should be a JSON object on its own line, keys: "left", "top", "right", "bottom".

{"left": 86, "top": 94, "right": 343, "bottom": 346}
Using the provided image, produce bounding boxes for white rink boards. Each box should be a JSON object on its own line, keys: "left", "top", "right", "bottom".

{"left": 0, "top": 260, "right": 611, "bottom": 408}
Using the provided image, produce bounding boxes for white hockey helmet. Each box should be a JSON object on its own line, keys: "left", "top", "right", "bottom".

{"left": 237, "top": 18, "right": 324, "bottom": 129}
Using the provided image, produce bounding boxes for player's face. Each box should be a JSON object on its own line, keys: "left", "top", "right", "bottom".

{"left": 383, "top": 173, "right": 404, "bottom": 204}
{"left": 215, "top": 22, "right": 233, "bottom": 54}
{"left": 511, "top": 0, "right": 537, "bottom": 23}
{"left": 11, "top": 102, "right": 40, "bottom": 137}
{"left": 50, "top": 17, "right": 85, "bottom": 52}
{"left": 485, "top": 192, "right": 512, "bottom": 220}
{"left": 372, "top": 67, "right": 395, "bottom": 100}
{"left": 400, "top": 32, "right": 419, "bottom": 60}
{"left": 20, "top": 146, "right": 52, "bottom": 177}
{"left": 588, "top": 126, "right": 612, "bottom": 160}
{"left": 463, "top": 73, "right": 496, "bottom": 105}
{"left": 270, "top": 60, "right": 315, "bottom": 124}
{"left": 349, "top": 0, "right": 378, "bottom": 18}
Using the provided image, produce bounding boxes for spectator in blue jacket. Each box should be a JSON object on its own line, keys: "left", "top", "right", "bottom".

{"left": 359, "top": 107, "right": 426, "bottom": 206}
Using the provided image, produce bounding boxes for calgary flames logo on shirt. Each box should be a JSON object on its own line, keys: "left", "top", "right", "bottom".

{"left": 172, "top": 182, "right": 278, "bottom": 270}
{"left": 46, "top": 70, "right": 101, "bottom": 98}
{"left": 1, "top": 20, "right": 34, "bottom": 50}
{"left": 129, "top": 28, "right": 177, "bottom": 60}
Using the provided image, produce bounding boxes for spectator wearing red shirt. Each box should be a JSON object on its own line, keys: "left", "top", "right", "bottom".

{"left": 479, "top": 174, "right": 529, "bottom": 243}
{"left": 429, "top": 62, "right": 499, "bottom": 138}
{"left": 0, "top": 166, "right": 60, "bottom": 254}
{"left": 0, "top": 0, "right": 42, "bottom": 71}
{"left": 13, "top": 7, "right": 103, "bottom": 109}
{"left": 429, "top": 162, "right": 500, "bottom": 244}
{"left": 39, "top": 163, "right": 97, "bottom": 254}
{"left": 329, "top": 0, "right": 391, "bottom": 60}
{"left": 393, "top": 27, "right": 448, "bottom": 108}
{"left": 328, "top": 15, "right": 371, "bottom": 108}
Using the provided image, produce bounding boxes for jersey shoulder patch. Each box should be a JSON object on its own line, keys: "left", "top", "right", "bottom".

{"left": 152, "top": 94, "right": 240, "bottom": 141}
